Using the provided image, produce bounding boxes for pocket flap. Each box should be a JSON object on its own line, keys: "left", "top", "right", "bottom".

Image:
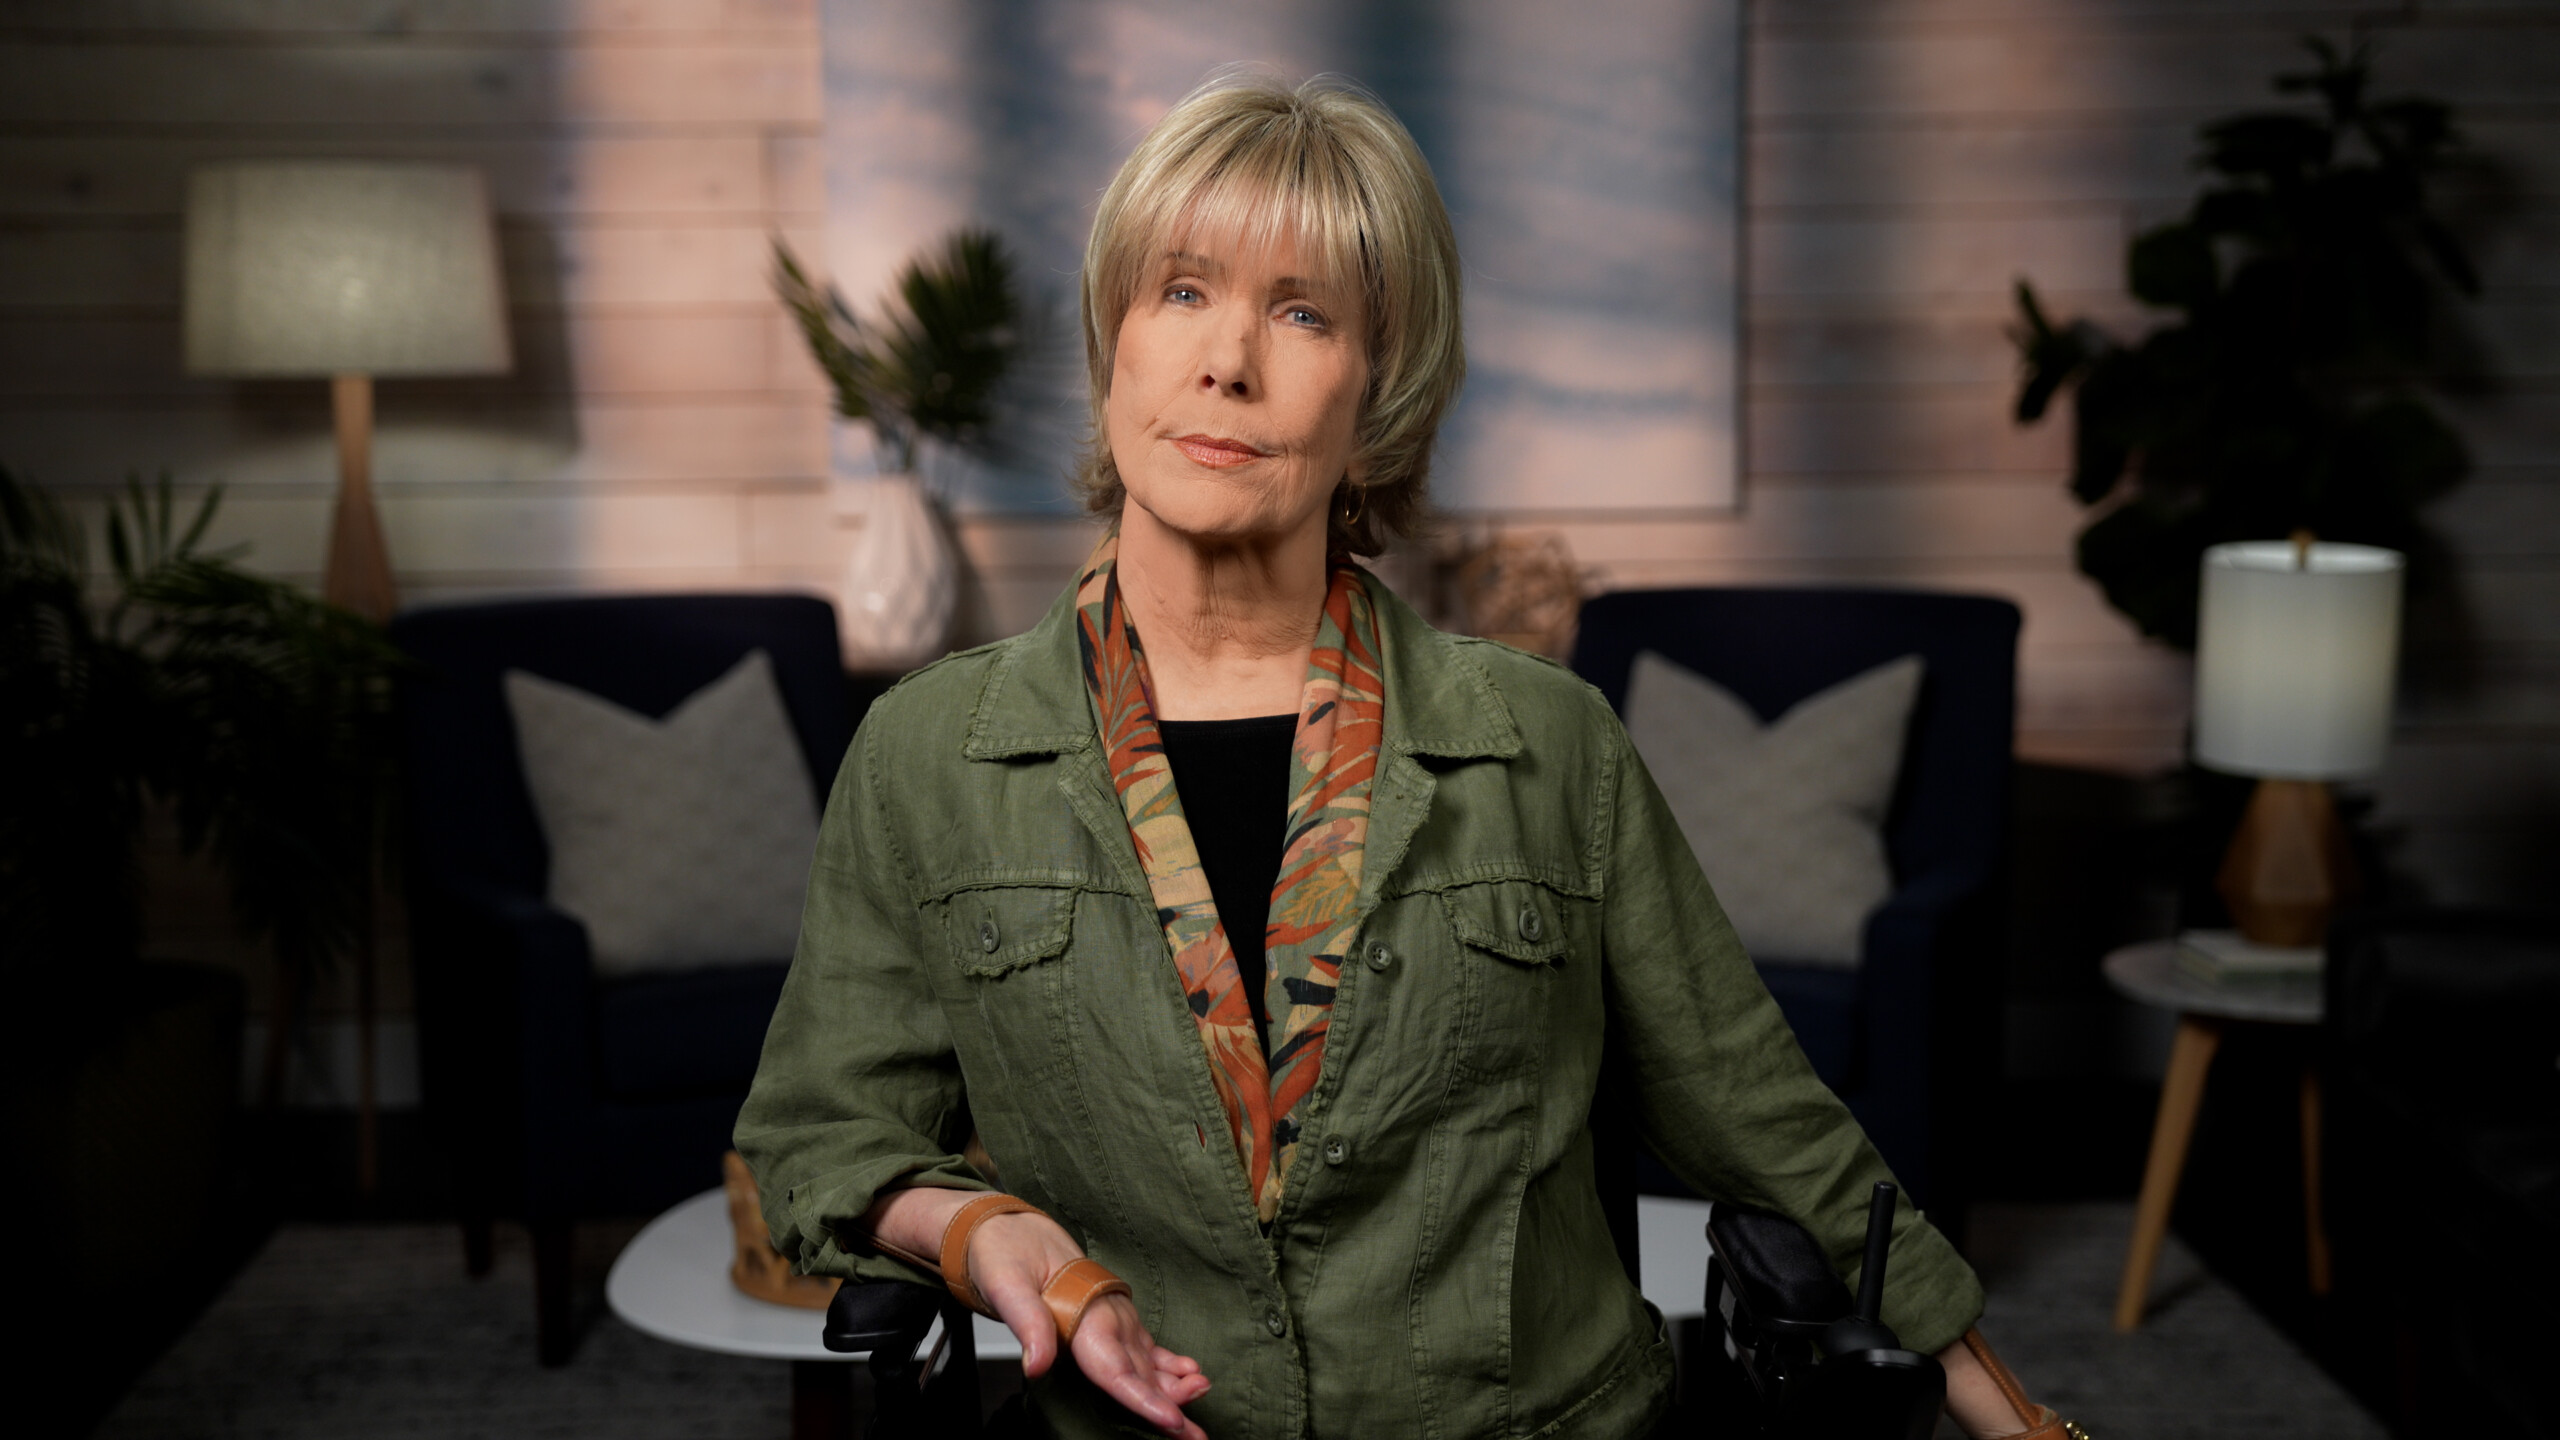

{"left": 944, "top": 885, "right": 1078, "bottom": 976}
{"left": 1440, "top": 880, "right": 1567, "bottom": 965}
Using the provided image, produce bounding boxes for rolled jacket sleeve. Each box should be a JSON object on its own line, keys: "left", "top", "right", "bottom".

{"left": 1597, "top": 714, "right": 1985, "bottom": 1356}
{"left": 734, "top": 714, "right": 990, "bottom": 1287}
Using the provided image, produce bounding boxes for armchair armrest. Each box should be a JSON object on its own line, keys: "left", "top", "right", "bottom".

{"left": 2326, "top": 908, "right": 2560, "bottom": 1119}
{"left": 430, "top": 873, "right": 593, "bottom": 980}
{"left": 416, "top": 874, "right": 600, "bottom": 1214}
{"left": 1859, "top": 869, "right": 1992, "bottom": 977}
{"left": 1850, "top": 867, "right": 2002, "bottom": 1216}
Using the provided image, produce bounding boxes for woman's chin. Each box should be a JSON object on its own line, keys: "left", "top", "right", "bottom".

{"left": 1127, "top": 493, "right": 1320, "bottom": 551}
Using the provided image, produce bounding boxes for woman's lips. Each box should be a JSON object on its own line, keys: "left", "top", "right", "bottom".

{"left": 1171, "top": 434, "right": 1268, "bottom": 468}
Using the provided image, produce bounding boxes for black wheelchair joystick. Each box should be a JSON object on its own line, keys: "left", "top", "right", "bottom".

{"left": 1702, "top": 1181, "right": 1946, "bottom": 1439}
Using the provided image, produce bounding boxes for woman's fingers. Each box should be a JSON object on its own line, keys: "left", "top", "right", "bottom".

{"left": 955, "top": 1212, "right": 1210, "bottom": 1435}
{"left": 983, "top": 1280, "right": 1057, "bottom": 1379}
{"left": 1073, "top": 1295, "right": 1209, "bottom": 1439}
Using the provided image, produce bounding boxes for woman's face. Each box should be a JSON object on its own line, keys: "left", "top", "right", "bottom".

{"left": 1105, "top": 225, "right": 1370, "bottom": 549}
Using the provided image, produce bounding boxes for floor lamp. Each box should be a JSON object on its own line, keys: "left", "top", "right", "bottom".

{"left": 183, "top": 161, "right": 511, "bottom": 621}
{"left": 183, "top": 161, "right": 510, "bottom": 1190}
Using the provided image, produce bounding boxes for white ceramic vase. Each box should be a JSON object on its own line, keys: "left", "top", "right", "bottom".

{"left": 834, "top": 432, "right": 958, "bottom": 667}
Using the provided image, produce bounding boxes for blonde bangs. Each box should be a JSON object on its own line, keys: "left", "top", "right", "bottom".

{"left": 1076, "top": 72, "right": 1464, "bottom": 555}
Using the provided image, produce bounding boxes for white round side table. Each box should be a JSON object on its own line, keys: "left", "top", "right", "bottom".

{"left": 604, "top": 1187, "right": 1724, "bottom": 1435}
{"left": 2102, "top": 941, "right": 2327, "bottom": 1333}
{"left": 606, "top": 1187, "right": 1020, "bottom": 1438}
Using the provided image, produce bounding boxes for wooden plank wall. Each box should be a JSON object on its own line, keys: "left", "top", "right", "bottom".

{"left": 1714, "top": 0, "right": 2560, "bottom": 909}
{"left": 3, "top": 0, "right": 2552, "bottom": 929}
{"left": 0, "top": 0, "right": 837, "bottom": 604}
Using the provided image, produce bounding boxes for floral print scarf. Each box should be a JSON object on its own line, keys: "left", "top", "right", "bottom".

{"left": 1075, "top": 529, "right": 1386, "bottom": 1223}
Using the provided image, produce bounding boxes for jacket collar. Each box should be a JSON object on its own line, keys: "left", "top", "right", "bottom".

{"left": 963, "top": 561, "right": 1522, "bottom": 764}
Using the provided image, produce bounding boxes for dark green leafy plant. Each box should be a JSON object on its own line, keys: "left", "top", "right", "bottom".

{"left": 773, "top": 228, "right": 1028, "bottom": 476}
{"left": 1, "top": 467, "right": 401, "bottom": 1034}
{"left": 2012, "top": 37, "right": 2478, "bottom": 648}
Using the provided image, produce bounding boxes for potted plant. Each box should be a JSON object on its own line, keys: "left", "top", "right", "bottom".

{"left": 773, "top": 229, "right": 1028, "bottom": 665}
{"left": 1, "top": 467, "right": 402, "bottom": 1291}
{"left": 2011, "top": 37, "right": 2477, "bottom": 649}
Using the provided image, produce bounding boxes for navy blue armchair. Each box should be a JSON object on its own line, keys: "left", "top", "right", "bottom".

{"left": 2324, "top": 908, "right": 2560, "bottom": 1437}
{"left": 390, "top": 594, "right": 851, "bottom": 1365}
{"left": 1570, "top": 587, "right": 2019, "bottom": 1228}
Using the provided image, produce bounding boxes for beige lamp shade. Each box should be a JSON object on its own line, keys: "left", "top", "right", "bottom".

{"left": 2193, "top": 540, "right": 2405, "bottom": 779}
{"left": 184, "top": 161, "right": 510, "bottom": 377}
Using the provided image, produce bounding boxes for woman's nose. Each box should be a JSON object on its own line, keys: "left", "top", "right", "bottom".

{"left": 1198, "top": 320, "right": 1256, "bottom": 398}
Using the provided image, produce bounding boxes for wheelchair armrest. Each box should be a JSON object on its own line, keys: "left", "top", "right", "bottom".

{"left": 823, "top": 1278, "right": 942, "bottom": 1357}
{"left": 828, "top": 1280, "right": 984, "bottom": 1435}
{"left": 1708, "top": 1203, "right": 1857, "bottom": 1341}
{"left": 1704, "top": 1188, "right": 1947, "bottom": 1440}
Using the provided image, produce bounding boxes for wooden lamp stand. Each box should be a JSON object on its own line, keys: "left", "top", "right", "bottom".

{"left": 2216, "top": 777, "right": 2359, "bottom": 949}
{"left": 325, "top": 372, "right": 397, "bottom": 624}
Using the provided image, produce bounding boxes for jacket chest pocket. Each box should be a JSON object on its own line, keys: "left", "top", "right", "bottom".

{"left": 1439, "top": 879, "right": 1572, "bottom": 1080}
{"left": 935, "top": 884, "right": 1081, "bottom": 1082}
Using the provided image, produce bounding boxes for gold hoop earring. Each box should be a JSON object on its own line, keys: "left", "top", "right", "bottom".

{"left": 1339, "top": 482, "right": 1366, "bottom": 528}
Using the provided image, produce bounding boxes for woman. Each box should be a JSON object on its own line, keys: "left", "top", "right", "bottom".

{"left": 740, "top": 73, "right": 2070, "bottom": 1440}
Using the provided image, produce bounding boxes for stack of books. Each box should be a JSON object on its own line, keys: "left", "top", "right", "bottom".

{"left": 2175, "top": 929, "right": 2323, "bottom": 985}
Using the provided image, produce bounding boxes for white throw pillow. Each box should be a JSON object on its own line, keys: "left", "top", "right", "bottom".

{"left": 503, "top": 650, "right": 820, "bottom": 976}
{"left": 1623, "top": 650, "right": 1924, "bottom": 966}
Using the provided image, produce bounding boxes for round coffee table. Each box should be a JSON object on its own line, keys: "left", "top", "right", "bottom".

{"left": 607, "top": 1188, "right": 1021, "bottom": 1437}
{"left": 2103, "top": 940, "right": 2327, "bottom": 1333}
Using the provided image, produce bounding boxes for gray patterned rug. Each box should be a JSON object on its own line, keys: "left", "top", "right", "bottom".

{"left": 1964, "top": 1204, "right": 2383, "bottom": 1439}
{"left": 98, "top": 1202, "right": 2383, "bottom": 1438}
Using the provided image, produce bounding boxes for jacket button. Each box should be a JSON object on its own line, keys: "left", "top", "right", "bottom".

{"left": 1517, "top": 905, "right": 1543, "bottom": 942}
{"left": 1264, "top": 1306, "right": 1287, "bottom": 1337}
{"left": 978, "top": 919, "right": 1000, "bottom": 953}
{"left": 1366, "top": 941, "right": 1393, "bottom": 972}
{"left": 1323, "top": 1136, "right": 1349, "bottom": 1165}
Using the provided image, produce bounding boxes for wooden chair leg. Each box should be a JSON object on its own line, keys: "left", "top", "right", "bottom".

{"left": 533, "top": 1216, "right": 575, "bottom": 1367}
{"left": 2301, "top": 1063, "right": 2333, "bottom": 1297}
{"left": 2115, "top": 1015, "right": 2221, "bottom": 1332}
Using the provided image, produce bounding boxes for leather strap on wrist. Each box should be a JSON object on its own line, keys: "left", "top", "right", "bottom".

{"left": 1964, "top": 1328, "right": 2092, "bottom": 1439}
{"left": 1040, "top": 1257, "right": 1133, "bottom": 1342}
{"left": 937, "top": 1193, "right": 1045, "bottom": 1317}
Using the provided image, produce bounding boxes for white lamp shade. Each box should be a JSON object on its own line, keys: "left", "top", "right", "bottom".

{"left": 2193, "top": 540, "right": 2404, "bottom": 779}
{"left": 184, "top": 162, "right": 511, "bottom": 378}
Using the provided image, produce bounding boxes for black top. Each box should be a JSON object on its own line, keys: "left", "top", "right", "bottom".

{"left": 1155, "top": 712, "right": 1298, "bottom": 1055}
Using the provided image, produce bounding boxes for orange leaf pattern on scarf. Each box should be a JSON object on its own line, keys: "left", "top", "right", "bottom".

{"left": 1075, "top": 530, "right": 1385, "bottom": 1222}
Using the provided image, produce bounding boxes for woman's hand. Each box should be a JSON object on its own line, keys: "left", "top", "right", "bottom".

{"left": 1937, "top": 1332, "right": 2034, "bottom": 1438}
{"left": 864, "top": 1188, "right": 1210, "bottom": 1440}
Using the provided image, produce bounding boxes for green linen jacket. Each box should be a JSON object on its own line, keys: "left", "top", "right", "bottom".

{"left": 736, "top": 570, "right": 1983, "bottom": 1440}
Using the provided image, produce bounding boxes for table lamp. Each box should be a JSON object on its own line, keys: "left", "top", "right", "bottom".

{"left": 184, "top": 162, "right": 511, "bottom": 622}
{"left": 2191, "top": 537, "right": 2405, "bottom": 948}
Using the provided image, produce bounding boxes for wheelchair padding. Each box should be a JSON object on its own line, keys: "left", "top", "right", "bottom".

{"left": 824, "top": 1277, "right": 942, "bottom": 1355}
{"left": 1710, "top": 1203, "right": 1857, "bottom": 1330}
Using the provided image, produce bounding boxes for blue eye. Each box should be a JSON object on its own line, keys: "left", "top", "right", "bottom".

{"left": 1168, "top": 285, "right": 1203, "bottom": 305}
{"left": 1285, "top": 306, "right": 1325, "bottom": 328}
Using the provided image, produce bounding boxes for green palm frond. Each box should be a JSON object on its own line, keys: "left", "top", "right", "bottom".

{"left": 3, "top": 465, "right": 401, "bottom": 993}
{"left": 772, "top": 228, "right": 1027, "bottom": 475}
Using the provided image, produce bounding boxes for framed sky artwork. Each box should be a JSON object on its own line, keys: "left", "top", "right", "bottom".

{"left": 820, "top": 0, "right": 1743, "bottom": 515}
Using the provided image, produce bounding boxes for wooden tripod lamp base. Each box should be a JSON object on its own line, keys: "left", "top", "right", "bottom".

{"left": 2217, "top": 778, "right": 2359, "bottom": 950}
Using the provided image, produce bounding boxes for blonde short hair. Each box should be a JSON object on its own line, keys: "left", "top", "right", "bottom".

{"left": 1073, "top": 71, "right": 1464, "bottom": 555}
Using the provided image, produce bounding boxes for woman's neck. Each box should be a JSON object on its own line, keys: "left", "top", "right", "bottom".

{"left": 1115, "top": 505, "right": 1331, "bottom": 721}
